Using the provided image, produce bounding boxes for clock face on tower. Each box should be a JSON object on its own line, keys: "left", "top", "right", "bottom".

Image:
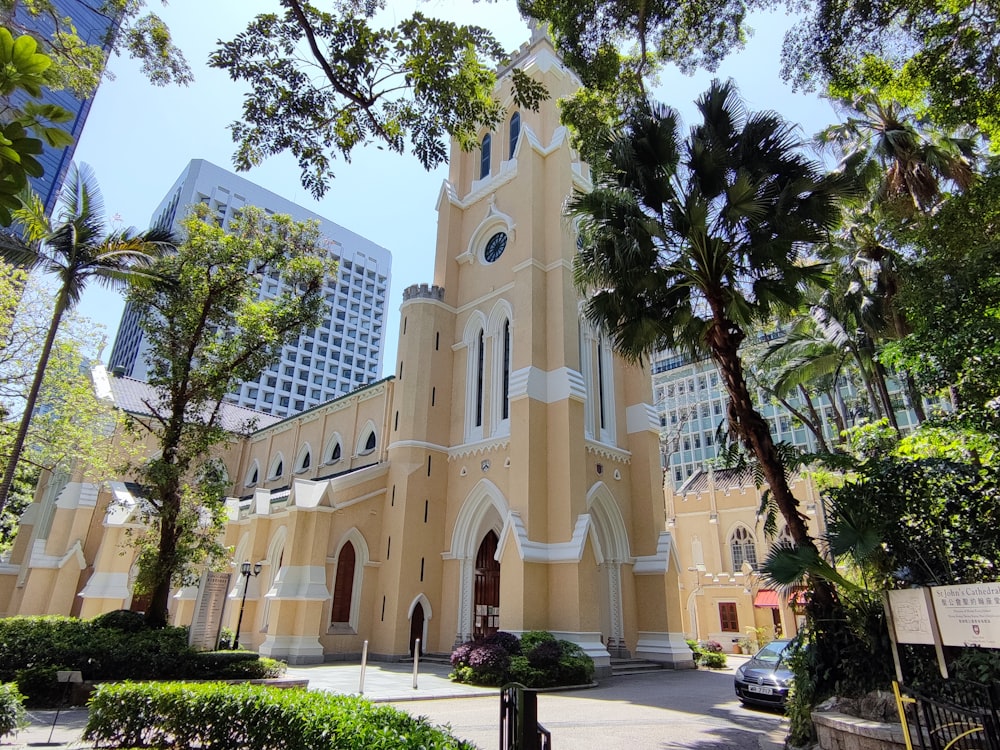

{"left": 484, "top": 231, "right": 508, "bottom": 263}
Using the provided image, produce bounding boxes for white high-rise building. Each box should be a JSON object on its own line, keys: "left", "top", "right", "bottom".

{"left": 650, "top": 341, "right": 925, "bottom": 489}
{"left": 108, "top": 159, "right": 392, "bottom": 418}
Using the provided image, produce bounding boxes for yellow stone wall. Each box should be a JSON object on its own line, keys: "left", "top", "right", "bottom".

{"left": 0, "top": 30, "right": 693, "bottom": 672}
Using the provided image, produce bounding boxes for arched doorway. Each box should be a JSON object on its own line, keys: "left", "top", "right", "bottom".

{"left": 409, "top": 602, "right": 425, "bottom": 656}
{"left": 473, "top": 530, "right": 500, "bottom": 639}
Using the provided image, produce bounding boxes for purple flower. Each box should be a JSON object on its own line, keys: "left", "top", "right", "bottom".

{"left": 450, "top": 642, "right": 474, "bottom": 667}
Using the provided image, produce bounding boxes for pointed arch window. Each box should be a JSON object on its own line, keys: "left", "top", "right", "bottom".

{"left": 480, "top": 134, "right": 491, "bottom": 179}
{"left": 508, "top": 112, "right": 520, "bottom": 159}
{"left": 331, "top": 542, "right": 356, "bottom": 624}
{"left": 245, "top": 462, "right": 259, "bottom": 488}
{"left": 501, "top": 319, "right": 511, "bottom": 420}
{"left": 365, "top": 431, "right": 376, "bottom": 452}
{"left": 475, "top": 329, "right": 485, "bottom": 427}
{"left": 268, "top": 454, "right": 284, "bottom": 480}
{"left": 597, "top": 342, "right": 607, "bottom": 430}
{"left": 327, "top": 441, "right": 342, "bottom": 463}
{"left": 295, "top": 445, "right": 312, "bottom": 473}
{"left": 730, "top": 526, "right": 758, "bottom": 571}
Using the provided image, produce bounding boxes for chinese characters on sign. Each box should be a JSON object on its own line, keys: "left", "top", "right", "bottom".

{"left": 931, "top": 583, "right": 1000, "bottom": 649}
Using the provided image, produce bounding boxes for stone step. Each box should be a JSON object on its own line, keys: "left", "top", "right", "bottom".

{"left": 610, "top": 658, "right": 668, "bottom": 676}
{"left": 410, "top": 654, "right": 452, "bottom": 667}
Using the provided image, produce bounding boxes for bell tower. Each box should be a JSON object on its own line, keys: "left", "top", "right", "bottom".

{"left": 386, "top": 28, "right": 692, "bottom": 672}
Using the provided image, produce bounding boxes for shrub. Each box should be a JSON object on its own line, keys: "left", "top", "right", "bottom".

{"left": 0, "top": 615, "right": 287, "bottom": 706}
{"left": 484, "top": 630, "right": 522, "bottom": 655}
{"left": 466, "top": 643, "right": 510, "bottom": 685}
{"left": 508, "top": 656, "right": 546, "bottom": 686}
{"left": 0, "top": 683, "right": 27, "bottom": 739}
{"left": 519, "top": 630, "right": 556, "bottom": 651}
{"left": 526, "top": 640, "right": 561, "bottom": 668}
{"left": 89, "top": 609, "right": 148, "bottom": 632}
{"left": 450, "top": 642, "right": 474, "bottom": 667}
{"left": 85, "top": 681, "right": 476, "bottom": 749}
{"left": 557, "top": 640, "right": 594, "bottom": 684}
{"left": 15, "top": 666, "right": 65, "bottom": 707}
{"left": 189, "top": 652, "right": 286, "bottom": 679}
{"left": 217, "top": 627, "right": 235, "bottom": 651}
{"left": 701, "top": 640, "right": 723, "bottom": 653}
{"left": 449, "top": 631, "right": 594, "bottom": 688}
{"left": 700, "top": 651, "right": 727, "bottom": 669}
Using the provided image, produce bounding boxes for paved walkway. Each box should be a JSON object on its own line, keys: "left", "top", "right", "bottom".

{"left": 285, "top": 659, "right": 497, "bottom": 702}
{"left": 4, "top": 655, "right": 788, "bottom": 749}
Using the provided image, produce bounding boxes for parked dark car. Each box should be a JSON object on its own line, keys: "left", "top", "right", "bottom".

{"left": 734, "top": 639, "right": 793, "bottom": 708}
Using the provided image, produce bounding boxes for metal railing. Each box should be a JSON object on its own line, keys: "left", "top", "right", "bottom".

{"left": 500, "top": 682, "right": 552, "bottom": 750}
{"left": 899, "top": 680, "right": 1000, "bottom": 750}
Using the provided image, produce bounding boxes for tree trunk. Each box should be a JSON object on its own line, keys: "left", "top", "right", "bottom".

{"left": 872, "top": 361, "right": 901, "bottom": 432}
{"left": 824, "top": 388, "right": 848, "bottom": 443}
{"left": 143, "top": 412, "right": 188, "bottom": 629}
{"left": 795, "top": 386, "right": 831, "bottom": 453}
{"left": 706, "top": 309, "right": 841, "bottom": 658}
{"left": 146, "top": 500, "right": 179, "bottom": 629}
{"left": 0, "top": 285, "right": 69, "bottom": 518}
{"left": 706, "top": 312, "right": 814, "bottom": 551}
{"left": 903, "top": 372, "right": 927, "bottom": 423}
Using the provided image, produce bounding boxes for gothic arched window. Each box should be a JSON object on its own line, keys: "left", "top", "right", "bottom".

{"left": 730, "top": 526, "right": 758, "bottom": 571}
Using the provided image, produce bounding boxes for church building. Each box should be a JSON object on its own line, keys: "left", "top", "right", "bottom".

{"left": 0, "top": 29, "right": 692, "bottom": 675}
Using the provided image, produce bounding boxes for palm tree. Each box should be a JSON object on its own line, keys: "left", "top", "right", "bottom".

{"left": 571, "top": 80, "right": 850, "bottom": 613}
{"left": 0, "top": 164, "right": 174, "bottom": 518}
{"left": 819, "top": 90, "right": 977, "bottom": 217}
{"left": 818, "top": 91, "right": 981, "bottom": 423}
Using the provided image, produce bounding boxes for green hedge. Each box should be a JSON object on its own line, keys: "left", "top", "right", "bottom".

{"left": 85, "top": 682, "right": 476, "bottom": 750}
{"left": 0, "top": 615, "right": 285, "bottom": 706}
{"left": 0, "top": 683, "right": 27, "bottom": 740}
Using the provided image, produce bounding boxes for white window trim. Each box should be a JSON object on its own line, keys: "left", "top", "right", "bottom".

{"left": 328, "top": 529, "right": 369, "bottom": 634}
{"left": 267, "top": 453, "right": 285, "bottom": 481}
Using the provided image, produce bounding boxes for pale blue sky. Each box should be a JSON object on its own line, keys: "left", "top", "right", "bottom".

{"left": 72, "top": 0, "right": 838, "bottom": 374}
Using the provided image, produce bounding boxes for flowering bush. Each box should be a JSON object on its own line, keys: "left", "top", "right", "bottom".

{"left": 449, "top": 630, "right": 594, "bottom": 688}
{"left": 484, "top": 630, "right": 522, "bottom": 655}
{"left": 701, "top": 640, "right": 723, "bottom": 653}
{"left": 526, "top": 640, "right": 561, "bottom": 668}
{"left": 450, "top": 642, "right": 474, "bottom": 667}
{"left": 467, "top": 643, "right": 510, "bottom": 673}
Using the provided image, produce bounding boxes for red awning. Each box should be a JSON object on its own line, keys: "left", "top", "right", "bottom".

{"left": 753, "top": 589, "right": 780, "bottom": 608}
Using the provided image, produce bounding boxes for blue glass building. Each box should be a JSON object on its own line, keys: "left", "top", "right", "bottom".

{"left": 5, "top": 1, "right": 118, "bottom": 216}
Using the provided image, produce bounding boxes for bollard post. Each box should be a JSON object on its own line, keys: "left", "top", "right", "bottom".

{"left": 359, "top": 639, "right": 369, "bottom": 695}
{"left": 412, "top": 638, "right": 420, "bottom": 689}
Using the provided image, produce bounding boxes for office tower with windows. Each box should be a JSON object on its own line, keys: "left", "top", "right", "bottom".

{"left": 651, "top": 341, "right": 925, "bottom": 489}
{"left": 3, "top": 0, "right": 118, "bottom": 216}
{"left": 108, "top": 159, "right": 392, "bottom": 418}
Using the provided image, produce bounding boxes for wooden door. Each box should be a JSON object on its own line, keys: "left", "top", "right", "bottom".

{"left": 409, "top": 602, "right": 425, "bottom": 655}
{"left": 473, "top": 531, "right": 500, "bottom": 639}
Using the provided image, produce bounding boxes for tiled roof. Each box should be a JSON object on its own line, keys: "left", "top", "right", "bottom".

{"left": 108, "top": 377, "right": 282, "bottom": 434}
{"left": 678, "top": 466, "right": 754, "bottom": 494}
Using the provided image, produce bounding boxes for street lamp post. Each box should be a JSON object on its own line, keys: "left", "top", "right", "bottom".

{"left": 233, "top": 560, "right": 262, "bottom": 650}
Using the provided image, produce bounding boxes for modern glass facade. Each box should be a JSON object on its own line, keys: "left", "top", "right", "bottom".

{"left": 4, "top": 0, "right": 118, "bottom": 216}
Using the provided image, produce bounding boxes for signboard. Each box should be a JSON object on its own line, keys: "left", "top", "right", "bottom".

{"left": 930, "top": 582, "right": 1000, "bottom": 649}
{"left": 887, "top": 588, "right": 935, "bottom": 645}
{"left": 188, "top": 571, "right": 232, "bottom": 651}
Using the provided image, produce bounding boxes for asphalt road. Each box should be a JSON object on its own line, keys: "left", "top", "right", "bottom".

{"left": 390, "top": 668, "right": 788, "bottom": 750}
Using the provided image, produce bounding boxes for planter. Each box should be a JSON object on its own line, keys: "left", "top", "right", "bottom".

{"left": 812, "top": 711, "right": 910, "bottom": 750}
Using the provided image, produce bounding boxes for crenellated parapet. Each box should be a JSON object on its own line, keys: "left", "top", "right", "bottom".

{"left": 402, "top": 283, "right": 445, "bottom": 301}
